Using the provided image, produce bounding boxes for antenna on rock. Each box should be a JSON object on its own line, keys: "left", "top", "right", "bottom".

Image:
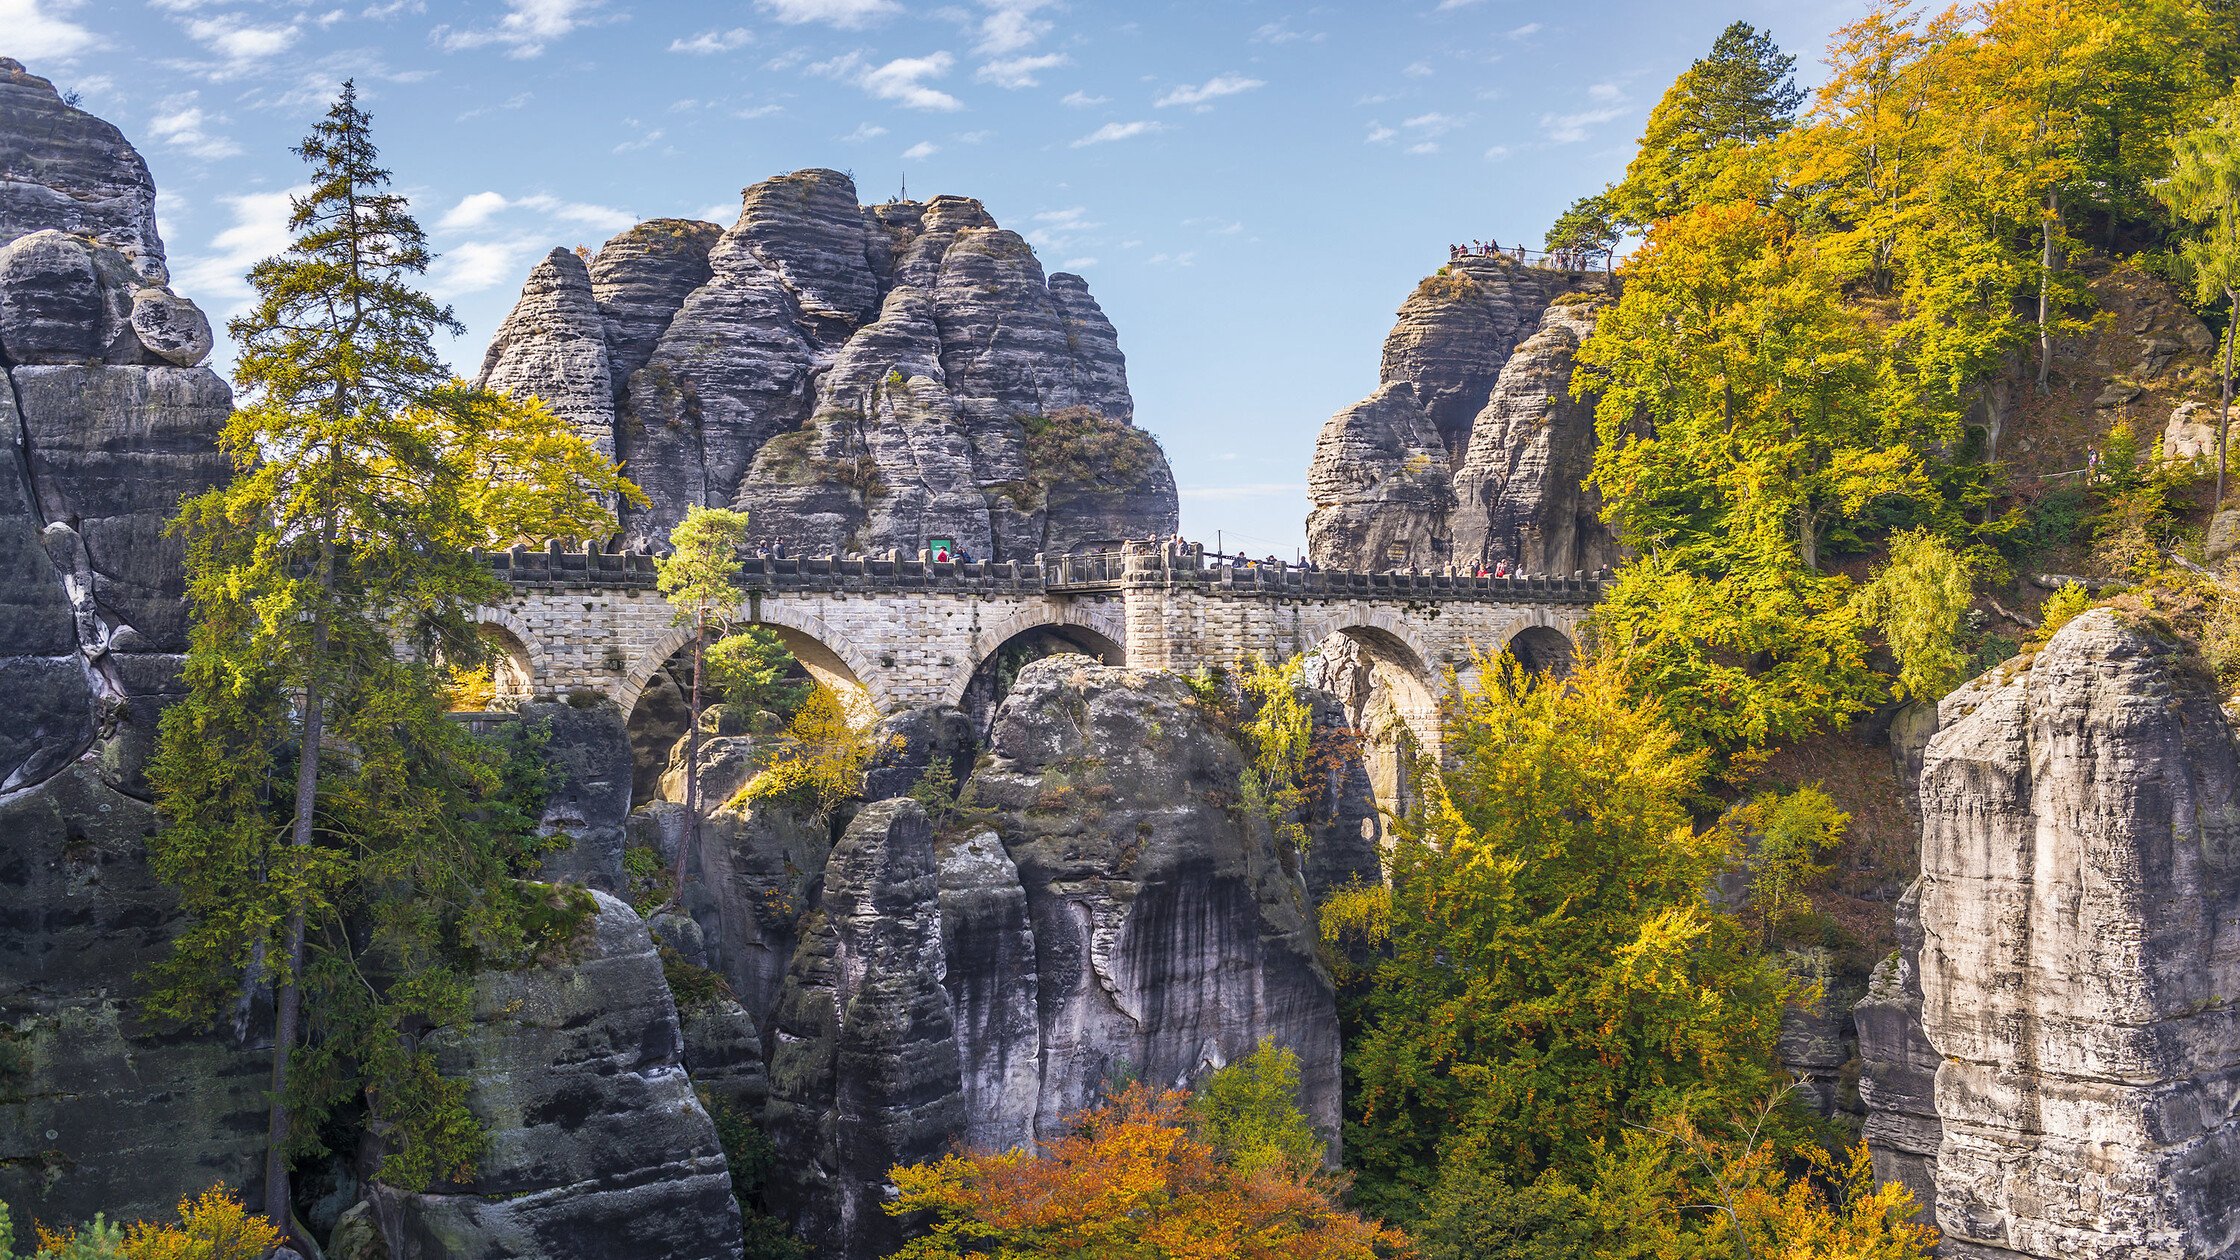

{"left": 899, "top": 172, "right": 908, "bottom": 203}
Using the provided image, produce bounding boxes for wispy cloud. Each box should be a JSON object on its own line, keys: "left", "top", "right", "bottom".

{"left": 814, "top": 50, "right": 964, "bottom": 111}
{"left": 901, "top": 139, "right": 938, "bottom": 160}
{"left": 842, "top": 121, "right": 888, "bottom": 141}
{"left": 669, "top": 27, "right": 751, "bottom": 54}
{"left": 613, "top": 127, "right": 666, "bottom": 153}
{"left": 437, "top": 190, "right": 634, "bottom": 234}
{"left": 975, "top": 0, "right": 1057, "bottom": 54}
{"left": 1402, "top": 60, "right": 1433, "bottom": 78}
{"left": 1154, "top": 73, "right": 1263, "bottom": 110}
{"left": 1251, "top": 19, "right": 1323, "bottom": 44}
{"left": 758, "top": 0, "right": 898, "bottom": 29}
{"left": 1365, "top": 123, "right": 1397, "bottom": 144}
{"left": 1060, "top": 89, "right": 1107, "bottom": 108}
{"left": 433, "top": 238, "right": 546, "bottom": 297}
{"left": 176, "top": 187, "right": 303, "bottom": 320}
{"left": 977, "top": 52, "right": 1067, "bottom": 88}
{"left": 147, "top": 94, "right": 241, "bottom": 159}
{"left": 7, "top": 0, "right": 98, "bottom": 60}
{"left": 1072, "top": 120, "right": 1161, "bottom": 147}
{"left": 1540, "top": 105, "right": 1624, "bottom": 143}
{"left": 435, "top": 0, "right": 602, "bottom": 58}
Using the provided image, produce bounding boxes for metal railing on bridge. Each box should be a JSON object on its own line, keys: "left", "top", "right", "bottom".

{"left": 480, "top": 539, "right": 1609, "bottom": 604}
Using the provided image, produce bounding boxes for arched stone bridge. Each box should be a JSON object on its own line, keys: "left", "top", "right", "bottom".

{"left": 474, "top": 541, "right": 1605, "bottom": 747}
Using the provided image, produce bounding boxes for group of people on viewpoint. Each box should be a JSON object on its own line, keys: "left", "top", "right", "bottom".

{"left": 1449, "top": 239, "right": 1601, "bottom": 271}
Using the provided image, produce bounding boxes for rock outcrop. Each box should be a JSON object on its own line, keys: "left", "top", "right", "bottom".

{"left": 0, "top": 63, "right": 255, "bottom": 1229}
{"left": 1854, "top": 880, "right": 1943, "bottom": 1224}
{"left": 369, "top": 891, "right": 746, "bottom": 1260}
{"left": 1912, "top": 609, "right": 2240, "bottom": 1258}
{"left": 480, "top": 172, "right": 1177, "bottom": 559}
{"left": 1307, "top": 256, "right": 1617, "bottom": 573}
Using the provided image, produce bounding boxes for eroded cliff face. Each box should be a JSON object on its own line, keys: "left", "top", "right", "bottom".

{"left": 1913, "top": 609, "right": 2240, "bottom": 1259}
{"left": 1306, "top": 256, "right": 1618, "bottom": 574}
{"left": 0, "top": 59, "right": 258, "bottom": 1228}
{"left": 479, "top": 172, "right": 1177, "bottom": 559}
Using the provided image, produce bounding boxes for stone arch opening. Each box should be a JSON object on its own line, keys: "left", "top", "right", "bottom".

{"left": 1302, "top": 624, "right": 1441, "bottom": 817}
{"left": 1507, "top": 624, "right": 1576, "bottom": 678}
{"left": 957, "top": 621, "right": 1126, "bottom": 735}
{"left": 467, "top": 621, "right": 536, "bottom": 709}
{"left": 620, "top": 619, "right": 874, "bottom": 807}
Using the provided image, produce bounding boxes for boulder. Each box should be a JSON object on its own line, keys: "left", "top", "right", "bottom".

{"left": 2211, "top": 508, "right": 2240, "bottom": 567}
{"left": 127, "top": 284, "right": 212, "bottom": 367}
{"left": 1915, "top": 610, "right": 2240, "bottom": 1258}
{"left": 861, "top": 704, "right": 977, "bottom": 802}
{"left": 2163, "top": 400, "right": 2222, "bottom": 464}
{"left": 368, "top": 890, "right": 745, "bottom": 1260}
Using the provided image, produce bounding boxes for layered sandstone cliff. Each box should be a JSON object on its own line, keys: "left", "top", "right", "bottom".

{"left": 479, "top": 172, "right": 1178, "bottom": 559}
{"left": 1911, "top": 609, "right": 2240, "bottom": 1258}
{"left": 1306, "top": 256, "right": 1617, "bottom": 574}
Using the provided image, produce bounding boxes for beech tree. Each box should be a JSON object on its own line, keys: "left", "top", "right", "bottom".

{"left": 2165, "top": 88, "right": 2240, "bottom": 505}
{"left": 144, "top": 83, "right": 636, "bottom": 1238}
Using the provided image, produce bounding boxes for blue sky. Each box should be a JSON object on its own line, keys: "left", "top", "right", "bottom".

{"left": 14, "top": 0, "right": 1870, "bottom": 555}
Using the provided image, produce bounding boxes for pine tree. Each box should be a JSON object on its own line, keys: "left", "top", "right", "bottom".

{"left": 145, "top": 82, "right": 636, "bottom": 1238}
{"left": 654, "top": 505, "right": 752, "bottom": 886}
{"left": 1613, "top": 21, "right": 1804, "bottom": 226}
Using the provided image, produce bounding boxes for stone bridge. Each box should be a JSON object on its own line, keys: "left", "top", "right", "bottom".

{"left": 474, "top": 542, "right": 1605, "bottom": 747}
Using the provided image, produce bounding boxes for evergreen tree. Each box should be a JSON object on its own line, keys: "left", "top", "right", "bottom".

{"left": 1613, "top": 20, "right": 1804, "bottom": 226}
{"left": 654, "top": 505, "right": 752, "bottom": 884}
{"left": 145, "top": 83, "right": 636, "bottom": 1237}
{"left": 1543, "top": 191, "right": 1621, "bottom": 268}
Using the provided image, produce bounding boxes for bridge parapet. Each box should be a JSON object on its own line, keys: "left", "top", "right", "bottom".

{"left": 483, "top": 540, "right": 1610, "bottom": 605}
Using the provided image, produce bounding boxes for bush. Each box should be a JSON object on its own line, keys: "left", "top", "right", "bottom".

{"left": 737, "top": 685, "right": 875, "bottom": 816}
{"left": 1019, "top": 407, "right": 1163, "bottom": 488}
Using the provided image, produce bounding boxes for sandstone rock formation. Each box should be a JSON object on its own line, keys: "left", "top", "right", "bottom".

{"left": 1307, "top": 256, "right": 1617, "bottom": 574}
{"left": 1912, "top": 609, "right": 2240, "bottom": 1258}
{"left": 480, "top": 172, "right": 1177, "bottom": 559}
{"left": 0, "top": 63, "right": 256, "bottom": 1229}
{"left": 368, "top": 891, "right": 746, "bottom": 1260}
{"left": 1854, "top": 879, "right": 1943, "bottom": 1224}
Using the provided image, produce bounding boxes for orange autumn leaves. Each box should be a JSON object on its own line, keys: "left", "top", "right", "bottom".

{"left": 887, "top": 1083, "right": 1410, "bottom": 1260}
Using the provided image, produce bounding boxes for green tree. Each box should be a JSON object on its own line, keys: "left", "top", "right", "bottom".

{"left": 1544, "top": 191, "right": 1622, "bottom": 268}
{"left": 1332, "top": 654, "right": 1795, "bottom": 1223}
{"left": 1613, "top": 20, "right": 1804, "bottom": 226}
{"left": 1856, "top": 528, "right": 1975, "bottom": 703}
{"left": 1724, "top": 785, "right": 1849, "bottom": 947}
{"left": 706, "top": 626, "right": 810, "bottom": 727}
{"left": 654, "top": 505, "right": 752, "bottom": 888}
{"left": 144, "top": 83, "right": 633, "bottom": 1235}
{"left": 741, "top": 683, "right": 875, "bottom": 816}
{"left": 1190, "top": 1037, "right": 1326, "bottom": 1178}
{"left": 2165, "top": 86, "right": 2240, "bottom": 505}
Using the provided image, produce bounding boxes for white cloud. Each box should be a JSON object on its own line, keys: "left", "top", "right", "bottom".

{"left": 976, "top": 0, "right": 1058, "bottom": 54}
{"left": 433, "top": 238, "right": 543, "bottom": 297}
{"left": 1407, "top": 141, "right": 1439, "bottom": 155}
{"left": 1365, "top": 123, "right": 1396, "bottom": 144}
{"left": 1072, "top": 120, "right": 1160, "bottom": 147}
{"left": 1434, "top": 0, "right": 1485, "bottom": 9}
{"left": 1508, "top": 22, "right": 1543, "bottom": 37}
{"left": 435, "top": 0, "right": 602, "bottom": 58}
{"left": 734, "top": 103, "right": 784, "bottom": 119}
{"left": 1061, "top": 256, "right": 1096, "bottom": 269}
{"left": 1404, "top": 111, "right": 1459, "bottom": 135}
{"left": 1484, "top": 144, "right": 1511, "bottom": 160}
{"left": 758, "top": 0, "right": 897, "bottom": 28}
{"left": 815, "top": 51, "right": 964, "bottom": 111}
{"left": 4, "top": 0, "right": 97, "bottom": 60}
{"left": 613, "top": 127, "right": 666, "bottom": 153}
{"left": 1588, "top": 81, "right": 1622, "bottom": 102}
{"left": 901, "top": 140, "right": 938, "bottom": 160}
{"left": 1032, "top": 206, "right": 1097, "bottom": 229}
{"left": 1154, "top": 73, "right": 1263, "bottom": 109}
{"left": 176, "top": 186, "right": 303, "bottom": 318}
{"left": 977, "top": 52, "right": 1067, "bottom": 88}
{"left": 1402, "top": 60, "right": 1433, "bottom": 78}
{"left": 1060, "top": 89, "right": 1107, "bottom": 108}
{"left": 669, "top": 27, "right": 751, "bottom": 53}
{"left": 1251, "top": 19, "right": 1322, "bottom": 44}
{"left": 147, "top": 95, "right": 241, "bottom": 159}
{"left": 697, "top": 200, "right": 740, "bottom": 223}
{"left": 180, "top": 12, "right": 301, "bottom": 72}
{"left": 842, "top": 121, "right": 889, "bottom": 141}
{"left": 1540, "top": 105, "right": 1624, "bottom": 143}
{"left": 438, "top": 190, "right": 635, "bottom": 233}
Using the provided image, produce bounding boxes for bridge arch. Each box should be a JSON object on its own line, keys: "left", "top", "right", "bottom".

{"left": 1506, "top": 624, "right": 1577, "bottom": 677}
{"left": 618, "top": 604, "right": 885, "bottom": 718}
{"left": 944, "top": 602, "right": 1129, "bottom": 710}
{"left": 1299, "top": 611, "right": 1444, "bottom": 752}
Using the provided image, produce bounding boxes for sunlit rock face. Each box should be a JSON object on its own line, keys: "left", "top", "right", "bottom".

{"left": 1307, "top": 255, "right": 1618, "bottom": 575}
{"left": 479, "top": 172, "right": 1177, "bottom": 559}
{"left": 1914, "top": 609, "right": 2240, "bottom": 1259}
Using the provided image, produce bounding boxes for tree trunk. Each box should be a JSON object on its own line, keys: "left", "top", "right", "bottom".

{"left": 2220, "top": 287, "right": 2236, "bottom": 511}
{"left": 264, "top": 559, "right": 331, "bottom": 1242}
{"left": 2037, "top": 187, "right": 2060, "bottom": 393}
{"left": 684, "top": 609, "right": 704, "bottom": 891}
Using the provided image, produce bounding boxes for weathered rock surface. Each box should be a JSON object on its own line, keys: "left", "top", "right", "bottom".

{"left": 480, "top": 170, "right": 1176, "bottom": 558}
{"left": 1855, "top": 879, "right": 1943, "bottom": 1225}
{"left": 1914, "top": 609, "right": 2240, "bottom": 1258}
{"left": 764, "top": 799, "right": 963, "bottom": 1260}
{"left": 519, "top": 700, "right": 635, "bottom": 890}
{"left": 0, "top": 68, "right": 252, "bottom": 1228}
{"left": 963, "top": 656, "right": 1343, "bottom": 1143}
{"left": 0, "top": 60, "right": 166, "bottom": 278}
{"left": 1307, "top": 256, "right": 1615, "bottom": 571}
{"left": 369, "top": 890, "right": 745, "bottom": 1260}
